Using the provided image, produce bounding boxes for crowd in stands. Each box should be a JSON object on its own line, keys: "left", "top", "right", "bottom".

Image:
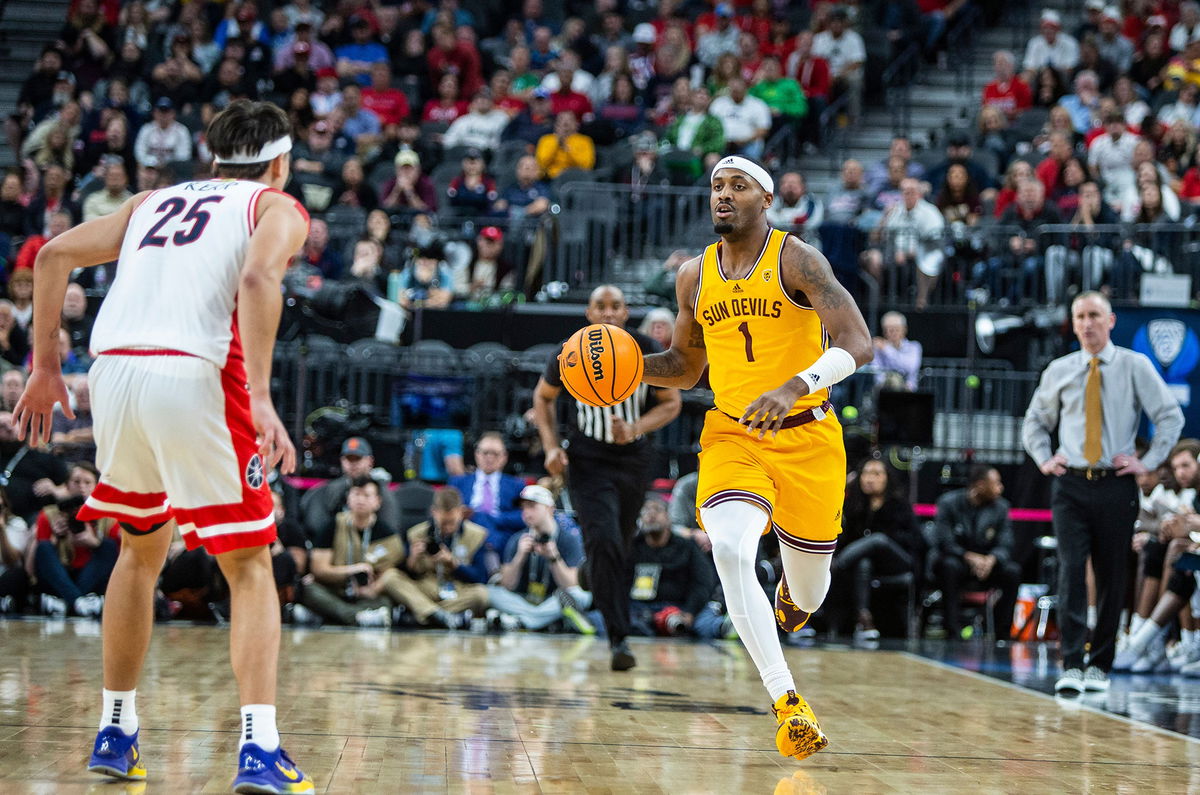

{"left": 2, "top": 1, "right": 1200, "bottom": 664}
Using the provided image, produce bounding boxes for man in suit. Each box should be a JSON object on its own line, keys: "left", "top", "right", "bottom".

{"left": 449, "top": 431, "right": 525, "bottom": 554}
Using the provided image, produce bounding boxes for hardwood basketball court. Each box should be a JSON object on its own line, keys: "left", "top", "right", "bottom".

{"left": 2, "top": 620, "right": 1197, "bottom": 793}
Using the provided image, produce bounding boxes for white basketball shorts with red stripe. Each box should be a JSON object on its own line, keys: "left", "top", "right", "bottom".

{"left": 78, "top": 349, "right": 276, "bottom": 554}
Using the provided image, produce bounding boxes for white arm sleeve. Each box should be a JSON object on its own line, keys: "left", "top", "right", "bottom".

{"left": 796, "top": 347, "right": 858, "bottom": 393}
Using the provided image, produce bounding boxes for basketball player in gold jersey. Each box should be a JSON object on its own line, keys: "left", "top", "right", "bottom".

{"left": 641, "top": 156, "right": 872, "bottom": 760}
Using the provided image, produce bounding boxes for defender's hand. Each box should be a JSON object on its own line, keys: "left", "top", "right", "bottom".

{"left": 250, "top": 395, "right": 296, "bottom": 475}
{"left": 13, "top": 369, "right": 73, "bottom": 447}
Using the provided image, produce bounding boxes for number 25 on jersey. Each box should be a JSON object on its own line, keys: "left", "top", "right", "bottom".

{"left": 138, "top": 197, "right": 225, "bottom": 249}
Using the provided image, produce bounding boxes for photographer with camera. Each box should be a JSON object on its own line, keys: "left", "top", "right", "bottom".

{"left": 487, "top": 484, "right": 593, "bottom": 633}
{"left": 628, "top": 495, "right": 724, "bottom": 639}
{"left": 300, "top": 437, "right": 401, "bottom": 543}
{"left": 27, "top": 463, "right": 117, "bottom": 617}
{"left": 295, "top": 476, "right": 405, "bottom": 628}
{"left": 390, "top": 486, "right": 489, "bottom": 628}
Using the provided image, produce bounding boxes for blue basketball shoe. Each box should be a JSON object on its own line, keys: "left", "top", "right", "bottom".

{"left": 88, "top": 726, "right": 147, "bottom": 780}
{"left": 232, "top": 743, "right": 315, "bottom": 794}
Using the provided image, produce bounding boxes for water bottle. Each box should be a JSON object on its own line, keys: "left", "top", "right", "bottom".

{"left": 386, "top": 270, "right": 403, "bottom": 303}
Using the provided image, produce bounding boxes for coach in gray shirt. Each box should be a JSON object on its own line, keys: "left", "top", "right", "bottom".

{"left": 1022, "top": 292, "right": 1183, "bottom": 695}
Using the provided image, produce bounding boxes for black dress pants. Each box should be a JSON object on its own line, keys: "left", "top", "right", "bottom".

{"left": 1052, "top": 472, "right": 1138, "bottom": 671}
{"left": 568, "top": 450, "right": 651, "bottom": 646}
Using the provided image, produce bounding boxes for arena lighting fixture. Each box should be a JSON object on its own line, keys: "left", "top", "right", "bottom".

{"left": 975, "top": 305, "right": 1066, "bottom": 355}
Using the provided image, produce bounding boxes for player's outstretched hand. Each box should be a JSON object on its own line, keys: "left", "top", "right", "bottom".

{"left": 250, "top": 395, "right": 296, "bottom": 475}
{"left": 13, "top": 369, "right": 73, "bottom": 448}
{"left": 740, "top": 380, "right": 807, "bottom": 440}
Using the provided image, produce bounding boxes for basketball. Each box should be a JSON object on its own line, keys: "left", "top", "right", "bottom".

{"left": 557, "top": 323, "right": 644, "bottom": 407}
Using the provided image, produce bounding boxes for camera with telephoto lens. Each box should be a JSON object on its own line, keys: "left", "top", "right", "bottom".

{"left": 58, "top": 496, "right": 88, "bottom": 534}
{"left": 425, "top": 526, "right": 443, "bottom": 555}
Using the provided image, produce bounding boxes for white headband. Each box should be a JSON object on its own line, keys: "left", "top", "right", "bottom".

{"left": 213, "top": 135, "right": 293, "bottom": 165}
{"left": 710, "top": 155, "right": 774, "bottom": 194}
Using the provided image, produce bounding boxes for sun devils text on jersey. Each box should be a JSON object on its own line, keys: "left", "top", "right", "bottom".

{"left": 694, "top": 227, "right": 830, "bottom": 420}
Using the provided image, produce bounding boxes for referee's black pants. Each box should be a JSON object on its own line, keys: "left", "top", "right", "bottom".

{"left": 568, "top": 451, "right": 651, "bottom": 647}
{"left": 1052, "top": 472, "right": 1138, "bottom": 671}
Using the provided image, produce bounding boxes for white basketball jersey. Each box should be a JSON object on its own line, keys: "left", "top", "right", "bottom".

{"left": 91, "top": 179, "right": 272, "bottom": 369}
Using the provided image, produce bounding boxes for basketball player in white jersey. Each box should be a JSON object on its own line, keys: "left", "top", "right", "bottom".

{"left": 14, "top": 100, "right": 315, "bottom": 794}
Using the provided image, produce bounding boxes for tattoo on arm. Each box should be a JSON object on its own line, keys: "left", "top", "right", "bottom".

{"left": 687, "top": 320, "right": 706, "bottom": 349}
{"left": 791, "top": 246, "right": 849, "bottom": 311}
{"left": 643, "top": 351, "right": 687, "bottom": 378}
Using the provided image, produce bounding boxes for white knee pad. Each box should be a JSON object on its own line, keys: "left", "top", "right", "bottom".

{"left": 780, "top": 545, "right": 833, "bottom": 613}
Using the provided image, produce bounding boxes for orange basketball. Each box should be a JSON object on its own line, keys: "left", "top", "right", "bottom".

{"left": 557, "top": 323, "right": 645, "bottom": 407}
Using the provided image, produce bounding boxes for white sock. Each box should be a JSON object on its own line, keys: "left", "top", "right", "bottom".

{"left": 1086, "top": 605, "right": 1098, "bottom": 630}
{"left": 1128, "top": 619, "right": 1163, "bottom": 657}
{"left": 101, "top": 689, "right": 138, "bottom": 734}
{"left": 241, "top": 704, "right": 280, "bottom": 752}
{"left": 701, "top": 501, "right": 796, "bottom": 702}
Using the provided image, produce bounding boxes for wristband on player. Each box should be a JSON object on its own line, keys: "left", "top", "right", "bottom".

{"left": 795, "top": 347, "right": 857, "bottom": 392}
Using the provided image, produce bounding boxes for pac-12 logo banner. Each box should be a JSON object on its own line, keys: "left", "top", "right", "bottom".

{"left": 1115, "top": 308, "right": 1200, "bottom": 436}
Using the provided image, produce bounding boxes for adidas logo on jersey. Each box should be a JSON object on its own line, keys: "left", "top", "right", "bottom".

{"left": 732, "top": 283, "right": 743, "bottom": 293}
{"left": 808, "top": 373, "right": 820, "bottom": 383}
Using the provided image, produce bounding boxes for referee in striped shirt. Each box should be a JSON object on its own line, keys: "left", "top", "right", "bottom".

{"left": 534, "top": 285, "right": 682, "bottom": 671}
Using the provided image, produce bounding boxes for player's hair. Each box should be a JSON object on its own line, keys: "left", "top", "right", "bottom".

{"left": 348, "top": 474, "right": 380, "bottom": 496}
{"left": 206, "top": 99, "right": 292, "bottom": 180}
{"left": 1169, "top": 438, "right": 1200, "bottom": 463}
{"left": 967, "top": 464, "right": 997, "bottom": 487}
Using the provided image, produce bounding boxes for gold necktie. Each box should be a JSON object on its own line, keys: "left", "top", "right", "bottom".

{"left": 1084, "top": 356, "right": 1102, "bottom": 466}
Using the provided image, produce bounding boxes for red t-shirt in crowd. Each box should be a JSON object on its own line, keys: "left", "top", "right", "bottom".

{"left": 550, "top": 90, "right": 593, "bottom": 120}
{"left": 1036, "top": 157, "right": 1063, "bottom": 194}
{"left": 422, "top": 100, "right": 468, "bottom": 124}
{"left": 982, "top": 78, "right": 1032, "bottom": 118}
{"left": 427, "top": 43, "right": 483, "bottom": 98}
{"left": 361, "top": 88, "right": 410, "bottom": 126}
{"left": 1181, "top": 168, "right": 1200, "bottom": 200}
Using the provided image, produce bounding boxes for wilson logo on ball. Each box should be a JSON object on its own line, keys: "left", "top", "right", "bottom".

{"left": 587, "top": 328, "right": 606, "bottom": 381}
{"left": 557, "top": 323, "right": 644, "bottom": 408}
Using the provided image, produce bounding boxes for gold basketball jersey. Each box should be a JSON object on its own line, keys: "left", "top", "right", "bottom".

{"left": 695, "top": 228, "right": 829, "bottom": 418}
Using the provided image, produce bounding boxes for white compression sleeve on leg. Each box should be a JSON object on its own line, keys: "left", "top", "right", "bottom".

{"left": 701, "top": 501, "right": 795, "bottom": 702}
{"left": 779, "top": 545, "right": 834, "bottom": 613}
{"left": 796, "top": 347, "right": 857, "bottom": 394}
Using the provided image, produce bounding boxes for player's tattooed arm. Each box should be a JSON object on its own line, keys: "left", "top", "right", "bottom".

{"left": 781, "top": 236, "right": 873, "bottom": 367}
{"left": 642, "top": 256, "right": 709, "bottom": 388}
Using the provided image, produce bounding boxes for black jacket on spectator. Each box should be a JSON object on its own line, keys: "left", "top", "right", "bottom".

{"left": 998, "top": 202, "right": 1064, "bottom": 250}
{"left": 933, "top": 489, "right": 1014, "bottom": 567}
{"left": 0, "top": 441, "right": 69, "bottom": 521}
{"left": 503, "top": 110, "right": 554, "bottom": 147}
{"left": 841, "top": 493, "right": 923, "bottom": 557}
{"left": 0, "top": 201, "right": 25, "bottom": 241}
{"left": 299, "top": 475, "right": 400, "bottom": 544}
{"left": 629, "top": 531, "right": 716, "bottom": 617}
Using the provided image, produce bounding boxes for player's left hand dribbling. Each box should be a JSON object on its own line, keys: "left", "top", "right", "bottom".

{"left": 249, "top": 395, "right": 296, "bottom": 475}
{"left": 12, "top": 369, "right": 73, "bottom": 448}
{"left": 740, "top": 379, "right": 808, "bottom": 440}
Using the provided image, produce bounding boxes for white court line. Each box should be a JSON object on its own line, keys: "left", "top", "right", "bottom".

{"left": 901, "top": 651, "right": 1200, "bottom": 746}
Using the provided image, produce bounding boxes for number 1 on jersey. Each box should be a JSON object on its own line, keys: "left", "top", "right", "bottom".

{"left": 737, "top": 321, "right": 755, "bottom": 362}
